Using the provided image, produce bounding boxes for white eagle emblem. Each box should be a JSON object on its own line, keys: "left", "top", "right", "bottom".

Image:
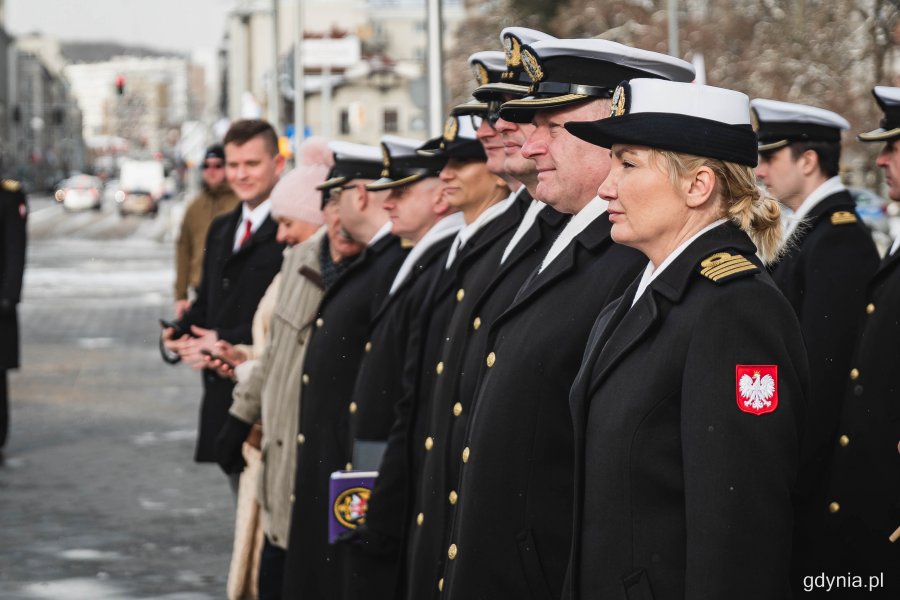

{"left": 739, "top": 371, "right": 775, "bottom": 410}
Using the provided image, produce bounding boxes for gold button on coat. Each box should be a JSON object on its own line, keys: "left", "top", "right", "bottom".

{"left": 850, "top": 368, "right": 859, "bottom": 380}
{"left": 462, "top": 447, "right": 470, "bottom": 463}
{"left": 316, "top": 317, "right": 324, "bottom": 328}
{"left": 289, "top": 494, "right": 295, "bottom": 503}
{"left": 829, "top": 502, "right": 841, "bottom": 514}
{"left": 297, "top": 433, "right": 306, "bottom": 444}
{"left": 436, "top": 361, "right": 444, "bottom": 375}
{"left": 416, "top": 512, "right": 424, "bottom": 526}
{"left": 349, "top": 402, "right": 358, "bottom": 414}
{"left": 438, "top": 578, "right": 444, "bottom": 592}
{"left": 346, "top": 462, "right": 353, "bottom": 470}
{"left": 365, "top": 341, "right": 372, "bottom": 352}
{"left": 839, "top": 435, "right": 850, "bottom": 447}
{"left": 453, "top": 402, "right": 463, "bottom": 417}
{"left": 448, "top": 544, "right": 458, "bottom": 560}
{"left": 425, "top": 436, "right": 434, "bottom": 451}
{"left": 866, "top": 303, "right": 875, "bottom": 314}
{"left": 449, "top": 490, "right": 458, "bottom": 505}
{"left": 486, "top": 352, "right": 496, "bottom": 368}
{"left": 456, "top": 288, "right": 465, "bottom": 302}
{"left": 472, "top": 317, "right": 481, "bottom": 330}
{"left": 302, "top": 373, "right": 310, "bottom": 385}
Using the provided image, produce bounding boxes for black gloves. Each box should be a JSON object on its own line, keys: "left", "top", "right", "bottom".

{"left": 335, "top": 524, "right": 399, "bottom": 556}
{"left": 215, "top": 414, "right": 253, "bottom": 474}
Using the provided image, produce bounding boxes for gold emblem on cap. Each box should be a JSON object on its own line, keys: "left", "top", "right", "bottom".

{"left": 611, "top": 85, "right": 628, "bottom": 117}
{"left": 504, "top": 35, "right": 522, "bottom": 68}
{"left": 380, "top": 143, "right": 391, "bottom": 177}
{"left": 750, "top": 109, "right": 760, "bottom": 132}
{"left": 444, "top": 117, "right": 459, "bottom": 142}
{"left": 472, "top": 62, "right": 489, "bottom": 86}
{"left": 521, "top": 48, "right": 543, "bottom": 84}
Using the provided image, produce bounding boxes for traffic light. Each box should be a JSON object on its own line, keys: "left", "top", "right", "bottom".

{"left": 115, "top": 75, "right": 125, "bottom": 96}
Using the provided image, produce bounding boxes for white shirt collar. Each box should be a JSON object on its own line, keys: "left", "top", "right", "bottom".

{"left": 539, "top": 196, "right": 608, "bottom": 273}
{"left": 889, "top": 235, "right": 900, "bottom": 257}
{"left": 501, "top": 198, "right": 547, "bottom": 265}
{"left": 368, "top": 220, "right": 393, "bottom": 247}
{"left": 389, "top": 212, "right": 465, "bottom": 295}
{"left": 782, "top": 176, "right": 846, "bottom": 241}
{"left": 631, "top": 218, "right": 728, "bottom": 307}
{"left": 233, "top": 199, "right": 272, "bottom": 251}
{"left": 445, "top": 194, "right": 517, "bottom": 269}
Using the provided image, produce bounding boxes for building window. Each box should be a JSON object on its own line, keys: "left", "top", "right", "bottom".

{"left": 340, "top": 109, "right": 351, "bottom": 135}
{"left": 383, "top": 109, "right": 399, "bottom": 133}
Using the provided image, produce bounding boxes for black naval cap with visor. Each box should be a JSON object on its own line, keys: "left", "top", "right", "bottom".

{"left": 499, "top": 38, "right": 696, "bottom": 124}
{"left": 417, "top": 115, "right": 487, "bottom": 162}
{"left": 317, "top": 141, "right": 383, "bottom": 191}
{"left": 449, "top": 51, "right": 507, "bottom": 121}
{"left": 750, "top": 98, "right": 849, "bottom": 153}
{"left": 565, "top": 78, "right": 759, "bottom": 167}
{"left": 316, "top": 141, "right": 383, "bottom": 207}
{"left": 858, "top": 86, "right": 900, "bottom": 143}
{"left": 365, "top": 135, "right": 447, "bottom": 191}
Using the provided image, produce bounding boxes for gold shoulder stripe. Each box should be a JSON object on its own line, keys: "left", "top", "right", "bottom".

{"left": 830, "top": 211, "right": 857, "bottom": 225}
{"left": 699, "top": 252, "right": 759, "bottom": 283}
{"left": 2, "top": 179, "right": 21, "bottom": 192}
{"left": 400, "top": 237, "right": 415, "bottom": 249}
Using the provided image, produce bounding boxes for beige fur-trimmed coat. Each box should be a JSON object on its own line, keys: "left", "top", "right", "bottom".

{"left": 230, "top": 227, "right": 327, "bottom": 548}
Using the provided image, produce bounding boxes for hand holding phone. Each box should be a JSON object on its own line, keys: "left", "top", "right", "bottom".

{"left": 159, "top": 318, "right": 183, "bottom": 339}
{"left": 200, "top": 348, "right": 236, "bottom": 369}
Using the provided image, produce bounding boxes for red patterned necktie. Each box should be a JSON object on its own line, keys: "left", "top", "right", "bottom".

{"left": 238, "top": 218, "right": 253, "bottom": 249}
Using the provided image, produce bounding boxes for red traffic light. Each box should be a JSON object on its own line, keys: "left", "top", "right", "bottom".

{"left": 115, "top": 75, "right": 125, "bottom": 95}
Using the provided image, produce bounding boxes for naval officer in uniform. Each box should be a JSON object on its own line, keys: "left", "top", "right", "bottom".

{"left": 0, "top": 177, "right": 26, "bottom": 465}
{"left": 564, "top": 77, "right": 809, "bottom": 600}
{"left": 437, "top": 39, "right": 694, "bottom": 600}
{"left": 807, "top": 86, "right": 900, "bottom": 596}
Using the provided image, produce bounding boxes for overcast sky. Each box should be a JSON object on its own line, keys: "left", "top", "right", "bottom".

{"left": 6, "top": 0, "right": 238, "bottom": 54}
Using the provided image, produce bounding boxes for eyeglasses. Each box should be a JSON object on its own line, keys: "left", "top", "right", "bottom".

{"left": 202, "top": 162, "right": 224, "bottom": 170}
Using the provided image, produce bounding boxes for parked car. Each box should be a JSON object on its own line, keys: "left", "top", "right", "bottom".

{"left": 57, "top": 175, "right": 103, "bottom": 211}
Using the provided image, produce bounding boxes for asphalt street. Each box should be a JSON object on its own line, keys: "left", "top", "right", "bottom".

{"left": 0, "top": 191, "right": 235, "bottom": 599}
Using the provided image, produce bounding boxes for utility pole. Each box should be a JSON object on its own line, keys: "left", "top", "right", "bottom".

{"left": 426, "top": 0, "right": 444, "bottom": 137}
{"left": 293, "top": 0, "right": 305, "bottom": 154}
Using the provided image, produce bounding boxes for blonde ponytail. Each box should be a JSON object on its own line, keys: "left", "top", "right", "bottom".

{"left": 650, "top": 150, "right": 783, "bottom": 264}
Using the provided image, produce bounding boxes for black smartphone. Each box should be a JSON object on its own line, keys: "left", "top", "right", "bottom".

{"left": 200, "top": 348, "right": 236, "bottom": 369}
{"left": 159, "top": 318, "right": 183, "bottom": 337}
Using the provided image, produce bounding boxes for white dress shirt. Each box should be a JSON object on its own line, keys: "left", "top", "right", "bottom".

{"left": 539, "top": 196, "right": 608, "bottom": 273}
{"left": 232, "top": 199, "right": 272, "bottom": 252}
{"left": 781, "top": 176, "right": 846, "bottom": 243}
{"left": 445, "top": 194, "right": 516, "bottom": 269}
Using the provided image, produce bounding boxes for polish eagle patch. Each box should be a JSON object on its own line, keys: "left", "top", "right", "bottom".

{"left": 736, "top": 365, "right": 778, "bottom": 415}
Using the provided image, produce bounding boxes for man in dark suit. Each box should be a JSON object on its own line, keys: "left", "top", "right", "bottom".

{"left": 0, "top": 178, "right": 26, "bottom": 466}
{"left": 281, "top": 141, "right": 409, "bottom": 600}
{"left": 437, "top": 39, "right": 695, "bottom": 599}
{"left": 751, "top": 100, "right": 882, "bottom": 591}
{"left": 162, "top": 119, "right": 285, "bottom": 491}
{"left": 799, "top": 86, "right": 900, "bottom": 596}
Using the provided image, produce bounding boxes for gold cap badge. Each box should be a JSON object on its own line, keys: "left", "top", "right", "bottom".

{"left": 521, "top": 48, "right": 543, "bottom": 84}
{"left": 443, "top": 117, "right": 459, "bottom": 142}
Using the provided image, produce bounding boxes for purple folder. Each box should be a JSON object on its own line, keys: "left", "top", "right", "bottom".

{"left": 328, "top": 470, "right": 378, "bottom": 544}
